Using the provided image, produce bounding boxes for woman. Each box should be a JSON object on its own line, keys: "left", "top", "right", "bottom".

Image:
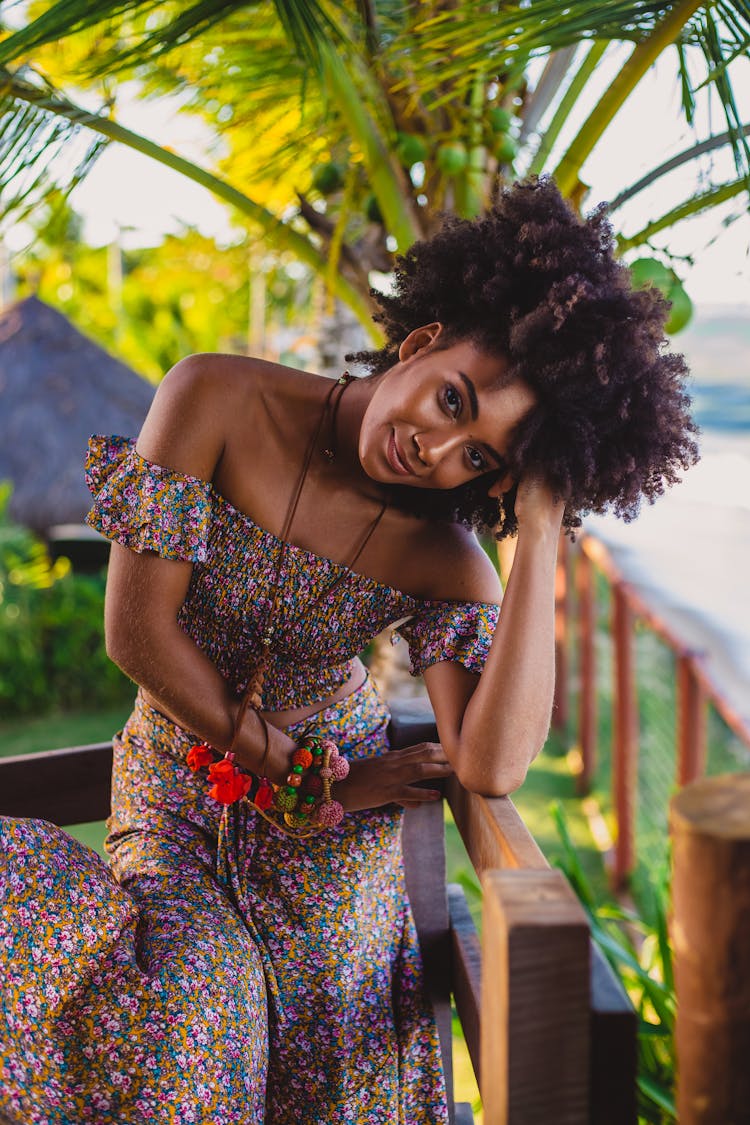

{"left": 0, "top": 178, "right": 697, "bottom": 1124}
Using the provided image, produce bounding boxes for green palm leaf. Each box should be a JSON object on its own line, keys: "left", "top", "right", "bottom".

{"left": 0, "top": 69, "right": 107, "bottom": 229}
{"left": 0, "top": 0, "right": 340, "bottom": 73}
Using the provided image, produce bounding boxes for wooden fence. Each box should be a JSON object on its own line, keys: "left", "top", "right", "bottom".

{"left": 554, "top": 531, "right": 750, "bottom": 888}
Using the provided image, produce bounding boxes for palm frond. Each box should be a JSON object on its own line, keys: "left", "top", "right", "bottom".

{"left": 0, "top": 68, "right": 107, "bottom": 229}
{"left": 696, "top": 5, "right": 750, "bottom": 177}
{"left": 1, "top": 66, "right": 379, "bottom": 329}
{"left": 617, "top": 175, "right": 747, "bottom": 251}
{"left": 0, "top": 0, "right": 341, "bottom": 75}
{"left": 609, "top": 123, "right": 750, "bottom": 209}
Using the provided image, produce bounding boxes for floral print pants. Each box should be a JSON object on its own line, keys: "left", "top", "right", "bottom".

{"left": 0, "top": 681, "right": 448, "bottom": 1124}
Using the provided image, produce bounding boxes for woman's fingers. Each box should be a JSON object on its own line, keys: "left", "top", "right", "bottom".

{"left": 392, "top": 741, "right": 450, "bottom": 765}
{"left": 337, "top": 741, "right": 452, "bottom": 812}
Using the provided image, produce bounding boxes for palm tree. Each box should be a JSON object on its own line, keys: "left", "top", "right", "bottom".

{"left": 0, "top": 0, "right": 747, "bottom": 338}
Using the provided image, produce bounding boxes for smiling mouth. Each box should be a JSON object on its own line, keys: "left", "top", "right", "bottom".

{"left": 387, "top": 431, "right": 413, "bottom": 477}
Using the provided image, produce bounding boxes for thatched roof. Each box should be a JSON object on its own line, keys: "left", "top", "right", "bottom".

{"left": 0, "top": 296, "right": 155, "bottom": 534}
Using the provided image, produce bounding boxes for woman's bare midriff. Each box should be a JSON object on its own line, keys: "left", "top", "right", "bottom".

{"left": 262, "top": 658, "right": 368, "bottom": 730}
{"left": 140, "top": 659, "right": 369, "bottom": 742}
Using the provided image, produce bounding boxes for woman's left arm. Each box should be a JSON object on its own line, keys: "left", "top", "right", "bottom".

{"left": 423, "top": 480, "right": 565, "bottom": 797}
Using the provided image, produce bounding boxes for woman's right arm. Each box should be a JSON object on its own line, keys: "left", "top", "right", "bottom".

{"left": 101, "top": 355, "right": 301, "bottom": 783}
{"left": 104, "top": 544, "right": 299, "bottom": 782}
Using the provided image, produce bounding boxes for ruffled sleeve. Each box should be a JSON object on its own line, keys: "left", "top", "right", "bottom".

{"left": 392, "top": 599, "right": 500, "bottom": 677}
{"left": 85, "top": 435, "right": 212, "bottom": 563}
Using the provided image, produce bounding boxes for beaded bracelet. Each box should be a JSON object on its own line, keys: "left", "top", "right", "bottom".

{"left": 273, "top": 736, "right": 349, "bottom": 830}
{"left": 187, "top": 733, "right": 349, "bottom": 835}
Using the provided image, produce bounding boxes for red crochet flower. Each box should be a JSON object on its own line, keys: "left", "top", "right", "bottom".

{"left": 207, "top": 757, "right": 252, "bottom": 805}
{"left": 187, "top": 743, "right": 214, "bottom": 771}
{"left": 253, "top": 778, "right": 274, "bottom": 811}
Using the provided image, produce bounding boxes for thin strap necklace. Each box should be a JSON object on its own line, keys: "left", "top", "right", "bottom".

{"left": 235, "top": 371, "right": 387, "bottom": 721}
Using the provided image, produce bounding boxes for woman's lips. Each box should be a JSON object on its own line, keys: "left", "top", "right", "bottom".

{"left": 387, "top": 430, "right": 413, "bottom": 476}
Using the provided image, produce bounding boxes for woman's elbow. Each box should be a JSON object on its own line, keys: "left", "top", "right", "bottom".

{"left": 453, "top": 756, "right": 529, "bottom": 799}
{"left": 104, "top": 627, "right": 139, "bottom": 679}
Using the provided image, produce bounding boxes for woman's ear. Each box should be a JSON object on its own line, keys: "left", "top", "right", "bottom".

{"left": 397, "top": 322, "right": 444, "bottom": 362}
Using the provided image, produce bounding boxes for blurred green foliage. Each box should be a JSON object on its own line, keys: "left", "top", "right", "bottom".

{"left": 14, "top": 192, "right": 315, "bottom": 380}
{"left": 0, "top": 484, "right": 132, "bottom": 717}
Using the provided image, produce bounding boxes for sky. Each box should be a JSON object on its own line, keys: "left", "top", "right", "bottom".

{"left": 6, "top": 37, "right": 750, "bottom": 308}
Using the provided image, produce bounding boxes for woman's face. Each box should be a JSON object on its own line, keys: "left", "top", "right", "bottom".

{"left": 358, "top": 325, "right": 536, "bottom": 494}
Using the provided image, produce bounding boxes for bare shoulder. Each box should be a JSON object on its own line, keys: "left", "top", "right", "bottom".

{"left": 413, "top": 520, "right": 502, "bottom": 604}
{"left": 135, "top": 353, "right": 297, "bottom": 480}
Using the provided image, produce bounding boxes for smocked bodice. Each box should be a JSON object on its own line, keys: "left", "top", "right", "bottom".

{"left": 85, "top": 436, "right": 500, "bottom": 710}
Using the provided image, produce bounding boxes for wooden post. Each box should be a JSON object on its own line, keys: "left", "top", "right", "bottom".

{"left": 671, "top": 775, "right": 750, "bottom": 1124}
{"left": 576, "top": 548, "right": 597, "bottom": 794}
{"left": 552, "top": 533, "right": 569, "bottom": 732}
{"left": 481, "top": 869, "right": 590, "bottom": 1124}
{"left": 676, "top": 653, "right": 708, "bottom": 786}
{"left": 611, "top": 584, "right": 638, "bottom": 888}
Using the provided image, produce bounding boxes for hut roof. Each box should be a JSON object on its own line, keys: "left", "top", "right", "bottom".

{"left": 0, "top": 296, "right": 155, "bottom": 534}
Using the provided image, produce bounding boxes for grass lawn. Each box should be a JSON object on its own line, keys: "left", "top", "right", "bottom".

{"left": 0, "top": 703, "right": 134, "bottom": 758}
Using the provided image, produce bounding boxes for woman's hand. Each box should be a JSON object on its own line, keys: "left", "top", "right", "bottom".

{"left": 513, "top": 475, "right": 565, "bottom": 536}
{"left": 337, "top": 742, "right": 453, "bottom": 812}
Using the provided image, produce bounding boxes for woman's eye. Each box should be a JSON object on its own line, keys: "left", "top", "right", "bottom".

{"left": 466, "top": 446, "right": 487, "bottom": 472}
{"left": 443, "top": 385, "right": 461, "bottom": 416}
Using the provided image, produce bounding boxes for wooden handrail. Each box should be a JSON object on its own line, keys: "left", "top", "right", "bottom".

{"left": 580, "top": 531, "right": 750, "bottom": 749}
{"left": 446, "top": 777, "right": 548, "bottom": 873}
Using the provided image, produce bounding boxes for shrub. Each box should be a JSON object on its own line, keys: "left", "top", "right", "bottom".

{"left": 0, "top": 484, "right": 133, "bottom": 717}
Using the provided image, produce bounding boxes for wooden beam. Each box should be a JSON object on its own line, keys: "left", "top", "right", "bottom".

{"left": 671, "top": 774, "right": 750, "bottom": 1124}
{"left": 448, "top": 883, "right": 482, "bottom": 1084}
{"left": 446, "top": 777, "right": 548, "bottom": 874}
{"left": 481, "top": 869, "right": 590, "bottom": 1124}
{"left": 402, "top": 798, "right": 454, "bottom": 1114}
{"left": 553, "top": 532, "right": 570, "bottom": 731}
{"left": 0, "top": 742, "right": 113, "bottom": 824}
{"left": 589, "top": 945, "right": 637, "bottom": 1124}
{"left": 611, "top": 584, "right": 638, "bottom": 888}
{"left": 676, "top": 653, "right": 707, "bottom": 786}
{"left": 576, "top": 546, "right": 597, "bottom": 795}
{"left": 390, "top": 701, "right": 455, "bottom": 1119}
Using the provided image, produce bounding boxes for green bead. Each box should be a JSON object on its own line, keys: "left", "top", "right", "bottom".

{"left": 292, "top": 764, "right": 304, "bottom": 774}
{"left": 275, "top": 790, "right": 298, "bottom": 812}
{"left": 303, "top": 794, "right": 316, "bottom": 805}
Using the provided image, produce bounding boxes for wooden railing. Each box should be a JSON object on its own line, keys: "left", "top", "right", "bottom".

{"left": 555, "top": 531, "right": 750, "bottom": 887}
{"left": 0, "top": 699, "right": 637, "bottom": 1124}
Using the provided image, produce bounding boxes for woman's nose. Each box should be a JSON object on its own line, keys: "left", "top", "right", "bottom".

{"left": 413, "top": 431, "right": 462, "bottom": 467}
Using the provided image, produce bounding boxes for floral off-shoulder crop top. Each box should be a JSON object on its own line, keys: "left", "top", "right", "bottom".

{"left": 85, "top": 436, "right": 500, "bottom": 711}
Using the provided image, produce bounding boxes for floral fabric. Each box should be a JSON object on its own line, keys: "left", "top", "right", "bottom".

{"left": 85, "top": 436, "right": 212, "bottom": 564}
{"left": 84, "top": 438, "right": 500, "bottom": 708}
{"left": 392, "top": 600, "right": 499, "bottom": 677}
{"left": 0, "top": 435, "right": 501, "bottom": 1124}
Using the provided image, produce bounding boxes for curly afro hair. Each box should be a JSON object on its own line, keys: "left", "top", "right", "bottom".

{"left": 349, "top": 176, "right": 699, "bottom": 539}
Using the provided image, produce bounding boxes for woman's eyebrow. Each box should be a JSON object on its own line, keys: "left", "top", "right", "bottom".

{"left": 458, "top": 372, "right": 479, "bottom": 420}
{"left": 458, "top": 372, "right": 504, "bottom": 465}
